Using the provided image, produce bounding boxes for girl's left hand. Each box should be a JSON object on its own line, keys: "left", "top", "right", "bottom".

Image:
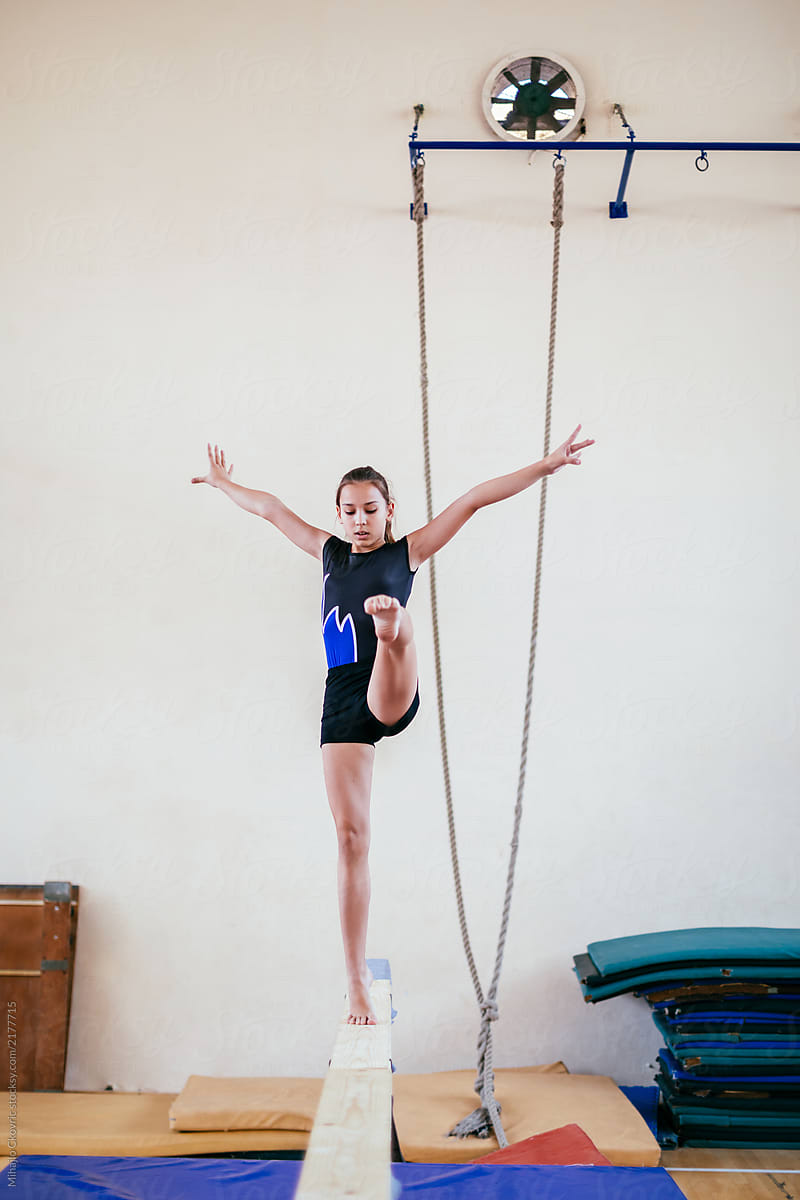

{"left": 545, "top": 424, "right": 595, "bottom": 474}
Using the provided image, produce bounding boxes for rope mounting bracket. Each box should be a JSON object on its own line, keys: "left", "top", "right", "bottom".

{"left": 406, "top": 134, "right": 800, "bottom": 221}
{"left": 609, "top": 144, "right": 636, "bottom": 219}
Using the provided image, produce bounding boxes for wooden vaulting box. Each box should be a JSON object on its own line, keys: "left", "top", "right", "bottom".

{"left": 0, "top": 882, "right": 79, "bottom": 1091}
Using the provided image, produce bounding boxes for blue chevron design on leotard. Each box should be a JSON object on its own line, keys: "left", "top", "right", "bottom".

{"left": 321, "top": 573, "right": 358, "bottom": 666}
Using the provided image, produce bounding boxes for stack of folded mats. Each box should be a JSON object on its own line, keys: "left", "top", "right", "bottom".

{"left": 573, "top": 927, "right": 800, "bottom": 1148}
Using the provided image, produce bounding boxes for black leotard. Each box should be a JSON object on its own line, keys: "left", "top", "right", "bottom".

{"left": 319, "top": 535, "right": 419, "bottom": 746}
{"left": 321, "top": 535, "right": 416, "bottom": 668}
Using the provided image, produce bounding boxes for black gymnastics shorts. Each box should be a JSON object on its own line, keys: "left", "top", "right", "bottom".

{"left": 320, "top": 660, "right": 420, "bottom": 747}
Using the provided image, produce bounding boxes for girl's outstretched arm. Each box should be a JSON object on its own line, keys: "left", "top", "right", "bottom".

{"left": 191, "top": 443, "right": 330, "bottom": 560}
{"left": 406, "top": 424, "right": 594, "bottom": 571}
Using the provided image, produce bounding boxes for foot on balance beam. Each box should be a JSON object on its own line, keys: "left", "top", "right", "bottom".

{"left": 294, "top": 959, "right": 394, "bottom": 1200}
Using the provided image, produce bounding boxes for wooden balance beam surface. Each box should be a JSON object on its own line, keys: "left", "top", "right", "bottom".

{"left": 294, "top": 959, "right": 393, "bottom": 1200}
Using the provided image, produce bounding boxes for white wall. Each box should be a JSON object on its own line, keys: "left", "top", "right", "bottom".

{"left": 2, "top": 0, "right": 798, "bottom": 1092}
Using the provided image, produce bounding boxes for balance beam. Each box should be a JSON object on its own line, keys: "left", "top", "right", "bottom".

{"left": 294, "top": 959, "right": 394, "bottom": 1200}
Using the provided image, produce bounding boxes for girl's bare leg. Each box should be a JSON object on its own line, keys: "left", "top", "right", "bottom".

{"left": 322, "top": 741, "right": 377, "bottom": 1026}
{"left": 364, "top": 597, "right": 418, "bottom": 727}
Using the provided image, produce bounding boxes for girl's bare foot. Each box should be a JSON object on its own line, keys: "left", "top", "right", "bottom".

{"left": 364, "top": 595, "right": 402, "bottom": 643}
{"left": 347, "top": 962, "right": 376, "bottom": 1026}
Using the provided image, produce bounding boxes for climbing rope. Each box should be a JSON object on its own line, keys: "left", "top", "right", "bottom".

{"left": 412, "top": 146, "right": 567, "bottom": 1147}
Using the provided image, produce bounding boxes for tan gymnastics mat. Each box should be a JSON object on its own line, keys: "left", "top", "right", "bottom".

{"left": 392, "top": 1065, "right": 660, "bottom": 1166}
{"left": 15, "top": 1065, "right": 660, "bottom": 1165}
{"left": 15, "top": 1091, "right": 313, "bottom": 1157}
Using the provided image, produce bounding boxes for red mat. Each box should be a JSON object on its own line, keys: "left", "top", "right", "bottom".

{"left": 470, "top": 1123, "right": 612, "bottom": 1166}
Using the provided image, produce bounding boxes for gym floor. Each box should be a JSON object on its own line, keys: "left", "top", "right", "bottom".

{"left": 663, "top": 1148, "right": 800, "bottom": 1198}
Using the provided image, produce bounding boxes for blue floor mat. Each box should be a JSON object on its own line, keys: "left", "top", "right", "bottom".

{"left": 4, "top": 1156, "right": 687, "bottom": 1199}
{"left": 619, "top": 1086, "right": 660, "bottom": 1139}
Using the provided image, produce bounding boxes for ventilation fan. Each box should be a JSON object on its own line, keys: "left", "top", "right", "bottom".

{"left": 481, "top": 53, "right": 586, "bottom": 143}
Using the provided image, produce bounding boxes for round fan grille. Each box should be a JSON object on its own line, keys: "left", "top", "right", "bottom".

{"left": 481, "top": 53, "right": 586, "bottom": 143}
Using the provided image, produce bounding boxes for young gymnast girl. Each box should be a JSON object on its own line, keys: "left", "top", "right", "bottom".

{"left": 191, "top": 425, "right": 594, "bottom": 1024}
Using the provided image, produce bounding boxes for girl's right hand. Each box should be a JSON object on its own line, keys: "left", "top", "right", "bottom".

{"left": 190, "top": 443, "right": 234, "bottom": 488}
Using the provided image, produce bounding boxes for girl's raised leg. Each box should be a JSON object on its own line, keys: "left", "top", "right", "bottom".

{"left": 364, "top": 596, "right": 418, "bottom": 727}
{"left": 321, "top": 741, "right": 377, "bottom": 1026}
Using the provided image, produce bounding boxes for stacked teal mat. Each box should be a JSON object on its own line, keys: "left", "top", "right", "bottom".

{"left": 573, "top": 927, "right": 800, "bottom": 1148}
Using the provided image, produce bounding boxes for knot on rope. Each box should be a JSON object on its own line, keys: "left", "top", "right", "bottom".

{"left": 480, "top": 999, "right": 499, "bottom": 1022}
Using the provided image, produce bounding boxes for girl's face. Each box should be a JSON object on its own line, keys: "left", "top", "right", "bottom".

{"left": 337, "top": 482, "right": 393, "bottom": 553}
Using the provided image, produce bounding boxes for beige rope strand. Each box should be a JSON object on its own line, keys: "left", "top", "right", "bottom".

{"left": 412, "top": 158, "right": 505, "bottom": 1143}
{"left": 413, "top": 154, "right": 566, "bottom": 1147}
